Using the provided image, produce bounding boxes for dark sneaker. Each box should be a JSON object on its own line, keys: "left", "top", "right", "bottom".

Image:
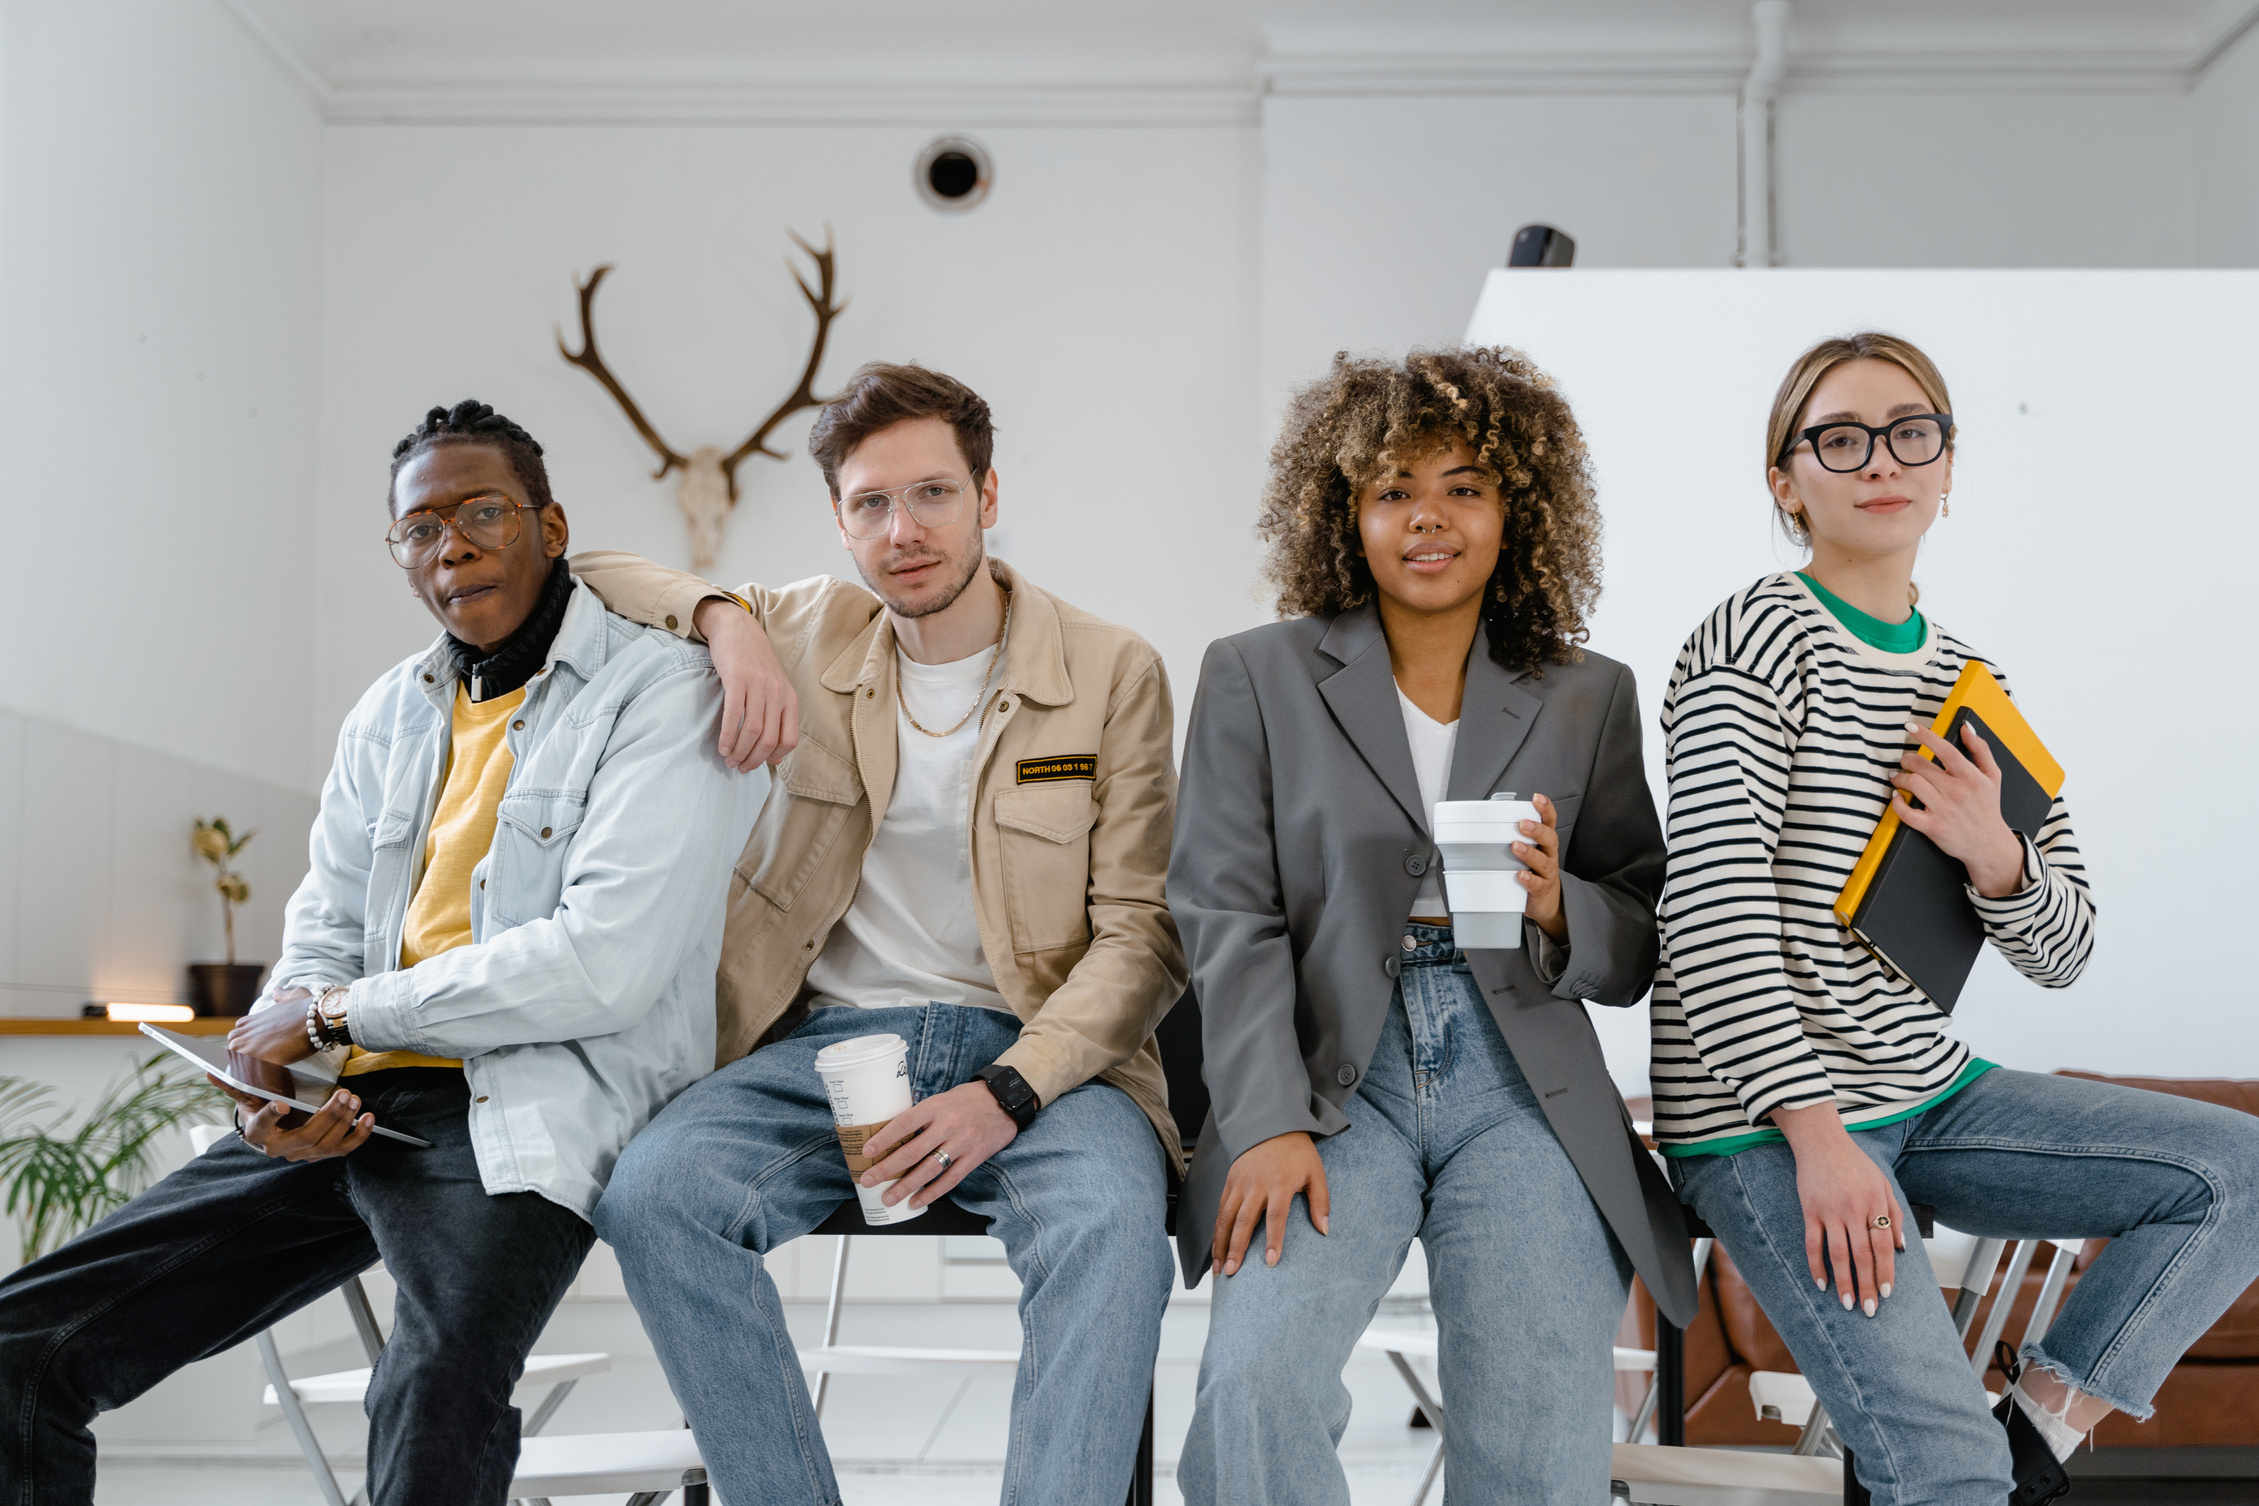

{"left": 1993, "top": 1342, "right": 2074, "bottom": 1504}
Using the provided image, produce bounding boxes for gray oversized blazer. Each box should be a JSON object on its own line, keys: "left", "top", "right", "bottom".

{"left": 1167, "top": 605, "right": 1698, "bottom": 1325}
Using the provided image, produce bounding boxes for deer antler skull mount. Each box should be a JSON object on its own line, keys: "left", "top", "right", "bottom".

{"left": 558, "top": 229, "right": 846, "bottom": 570}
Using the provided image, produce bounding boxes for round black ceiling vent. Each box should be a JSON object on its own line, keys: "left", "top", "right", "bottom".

{"left": 916, "top": 136, "right": 993, "bottom": 213}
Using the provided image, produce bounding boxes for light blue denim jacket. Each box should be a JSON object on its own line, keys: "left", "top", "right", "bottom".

{"left": 260, "top": 582, "right": 766, "bottom": 1219}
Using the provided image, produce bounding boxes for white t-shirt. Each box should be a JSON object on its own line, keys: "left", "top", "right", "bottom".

{"left": 803, "top": 647, "right": 1012, "bottom": 1014}
{"left": 1397, "top": 683, "right": 1459, "bottom": 917}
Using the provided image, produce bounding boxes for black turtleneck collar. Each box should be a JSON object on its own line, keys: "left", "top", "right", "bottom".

{"left": 449, "top": 556, "right": 574, "bottom": 702}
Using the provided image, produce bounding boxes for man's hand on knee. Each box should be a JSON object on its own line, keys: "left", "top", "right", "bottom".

{"left": 860, "top": 1082, "right": 1018, "bottom": 1209}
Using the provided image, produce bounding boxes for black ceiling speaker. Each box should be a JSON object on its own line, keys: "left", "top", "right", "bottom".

{"left": 916, "top": 136, "right": 993, "bottom": 212}
{"left": 1508, "top": 224, "right": 1576, "bottom": 267}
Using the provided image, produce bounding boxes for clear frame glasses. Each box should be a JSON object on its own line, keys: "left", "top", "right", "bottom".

{"left": 1780, "top": 413, "right": 1953, "bottom": 473}
{"left": 385, "top": 496, "right": 538, "bottom": 568}
{"left": 836, "top": 477, "right": 972, "bottom": 540}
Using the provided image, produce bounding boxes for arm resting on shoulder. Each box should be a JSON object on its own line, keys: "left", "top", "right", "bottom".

{"left": 567, "top": 549, "right": 770, "bottom": 640}
{"left": 1166, "top": 639, "right": 1329, "bottom": 1163}
{"left": 992, "top": 657, "right": 1187, "bottom": 1108}
{"left": 348, "top": 664, "right": 760, "bottom": 1056}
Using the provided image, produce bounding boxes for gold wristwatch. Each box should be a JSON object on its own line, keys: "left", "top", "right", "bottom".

{"left": 316, "top": 984, "right": 353, "bottom": 1048}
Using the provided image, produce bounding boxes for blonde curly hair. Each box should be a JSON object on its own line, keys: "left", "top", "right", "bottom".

{"left": 1257, "top": 346, "right": 1602, "bottom": 673}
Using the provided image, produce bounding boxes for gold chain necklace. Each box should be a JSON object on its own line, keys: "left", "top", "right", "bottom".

{"left": 896, "top": 587, "right": 1012, "bottom": 739}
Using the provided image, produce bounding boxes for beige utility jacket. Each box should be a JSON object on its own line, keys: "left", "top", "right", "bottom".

{"left": 569, "top": 551, "right": 1186, "bottom": 1169}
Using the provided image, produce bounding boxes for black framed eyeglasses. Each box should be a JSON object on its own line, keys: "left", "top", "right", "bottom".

{"left": 385, "top": 496, "right": 541, "bottom": 568}
{"left": 1779, "top": 413, "right": 1954, "bottom": 473}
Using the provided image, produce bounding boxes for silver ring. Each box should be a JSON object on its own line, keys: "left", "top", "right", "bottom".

{"left": 932, "top": 1150, "right": 955, "bottom": 1172}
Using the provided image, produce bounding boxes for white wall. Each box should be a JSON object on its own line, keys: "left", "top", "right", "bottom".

{"left": 313, "top": 122, "right": 1265, "bottom": 763}
{"left": 1258, "top": 82, "right": 2217, "bottom": 434}
{"left": 1259, "top": 93, "right": 1740, "bottom": 421}
{"left": 0, "top": 0, "right": 323, "bottom": 1017}
{"left": 2195, "top": 20, "right": 2259, "bottom": 266}
{"left": 1465, "top": 268, "right": 2259, "bottom": 1093}
{"left": 1773, "top": 93, "right": 2196, "bottom": 269}
{"left": 0, "top": 0, "right": 324, "bottom": 789}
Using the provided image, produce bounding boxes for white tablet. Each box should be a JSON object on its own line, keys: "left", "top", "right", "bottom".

{"left": 140, "top": 1024, "right": 433, "bottom": 1148}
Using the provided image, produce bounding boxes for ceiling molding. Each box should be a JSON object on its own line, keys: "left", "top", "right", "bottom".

{"left": 314, "top": 83, "right": 1259, "bottom": 128}
{"left": 2193, "top": 0, "right": 2259, "bottom": 74}
{"left": 1260, "top": 48, "right": 2207, "bottom": 100}
{"left": 222, "top": 0, "right": 2250, "bottom": 126}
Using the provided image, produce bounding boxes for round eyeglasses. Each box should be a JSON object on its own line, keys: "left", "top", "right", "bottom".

{"left": 1780, "top": 413, "right": 1953, "bottom": 473}
{"left": 386, "top": 496, "right": 539, "bottom": 568}
{"left": 836, "top": 477, "right": 972, "bottom": 540}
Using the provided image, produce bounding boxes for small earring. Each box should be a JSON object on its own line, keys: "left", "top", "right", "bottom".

{"left": 1942, "top": 493, "right": 1951, "bottom": 518}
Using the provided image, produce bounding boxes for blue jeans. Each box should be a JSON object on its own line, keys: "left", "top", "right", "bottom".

{"left": 594, "top": 1003, "right": 1171, "bottom": 1506}
{"left": 1675, "top": 1066, "right": 2259, "bottom": 1506}
{"left": 1180, "top": 925, "right": 1632, "bottom": 1505}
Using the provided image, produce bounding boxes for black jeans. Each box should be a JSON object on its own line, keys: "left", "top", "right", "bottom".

{"left": 0, "top": 1069, "right": 593, "bottom": 1506}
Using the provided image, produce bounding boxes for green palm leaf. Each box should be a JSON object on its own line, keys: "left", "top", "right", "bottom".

{"left": 0, "top": 1055, "right": 230, "bottom": 1264}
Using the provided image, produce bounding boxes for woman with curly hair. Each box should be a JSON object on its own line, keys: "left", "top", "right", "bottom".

{"left": 1168, "top": 347, "right": 1696, "bottom": 1502}
{"left": 1651, "top": 331, "right": 2259, "bottom": 1503}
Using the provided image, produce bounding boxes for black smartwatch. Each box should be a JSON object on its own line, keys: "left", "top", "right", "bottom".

{"left": 975, "top": 1065, "right": 1041, "bottom": 1130}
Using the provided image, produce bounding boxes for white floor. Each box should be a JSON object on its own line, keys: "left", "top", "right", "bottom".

{"left": 91, "top": 1301, "right": 1454, "bottom": 1505}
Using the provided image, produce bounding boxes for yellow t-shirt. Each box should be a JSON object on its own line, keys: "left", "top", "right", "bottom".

{"left": 342, "top": 684, "right": 525, "bottom": 1076}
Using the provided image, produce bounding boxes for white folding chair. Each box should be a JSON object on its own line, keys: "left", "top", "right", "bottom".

{"left": 797, "top": 1221, "right": 1021, "bottom": 1415}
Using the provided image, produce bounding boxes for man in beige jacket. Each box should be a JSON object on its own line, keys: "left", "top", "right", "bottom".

{"left": 574, "top": 363, "right": 1184, "bottom": 1506}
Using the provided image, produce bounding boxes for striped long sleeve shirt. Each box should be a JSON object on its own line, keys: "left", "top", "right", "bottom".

{"left": 1649, "top": 573, "right": 2096, "bottom": 1151}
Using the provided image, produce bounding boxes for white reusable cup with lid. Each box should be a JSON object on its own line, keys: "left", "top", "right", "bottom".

{"left": 812, "top": 1034, "right": 926, "bottom": 1226}
{"left": 1432, "top": 792, "right": 1541, "bottom": 949}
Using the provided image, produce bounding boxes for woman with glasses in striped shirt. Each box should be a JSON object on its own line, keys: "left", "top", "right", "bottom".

{"left": 1649, "top": 331, "right": 2259, "bottom": 1505}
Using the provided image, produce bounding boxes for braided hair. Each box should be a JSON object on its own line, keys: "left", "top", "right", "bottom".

{"left": 388, "top": 400, "right": 554, "bottom": 511}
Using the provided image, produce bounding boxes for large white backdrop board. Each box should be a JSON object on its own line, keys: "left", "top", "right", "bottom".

{"left": 1464, "top": 269, "right": 2257, "bottom": 1095}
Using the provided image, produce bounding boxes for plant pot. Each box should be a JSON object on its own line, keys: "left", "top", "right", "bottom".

{"left": 187, "top": 963, "right": 267, "bottom": 1017}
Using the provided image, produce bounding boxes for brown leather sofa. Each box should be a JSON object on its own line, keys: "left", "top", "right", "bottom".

{"left": 1625, "top": 1072, "right": 2259, "bottom": 1449}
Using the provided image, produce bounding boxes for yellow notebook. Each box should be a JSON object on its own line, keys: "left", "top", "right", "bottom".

{"left": 1834, "top": 660, "right": 2063, "bottom": 1013}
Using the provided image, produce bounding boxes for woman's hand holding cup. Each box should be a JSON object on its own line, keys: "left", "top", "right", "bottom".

{"left": 1514, "top": 793, "right": 1567, "bottom": 940}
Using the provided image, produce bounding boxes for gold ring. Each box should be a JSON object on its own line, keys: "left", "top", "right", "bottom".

{"left": 1870, "top": 1214, "right": 1892, "bottom": 1230}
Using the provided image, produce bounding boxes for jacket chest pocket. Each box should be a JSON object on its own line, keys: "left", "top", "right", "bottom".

{"left": 747, "top": 737, "right": 863, "bottom": 912}
{"left": 993, "top": 783, "right": 1095, "bottom": 953}
{"left": 489, "top": 790, "right": 587, "bottom": 923}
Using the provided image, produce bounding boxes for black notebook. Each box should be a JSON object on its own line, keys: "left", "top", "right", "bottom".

{"left": 1834, "top": 661, "right": 2063, "bottom": 1014}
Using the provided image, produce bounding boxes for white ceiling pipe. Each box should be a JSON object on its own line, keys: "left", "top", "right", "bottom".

{"left": 1738, "top": 0, "right": 1791, "bottom": 268}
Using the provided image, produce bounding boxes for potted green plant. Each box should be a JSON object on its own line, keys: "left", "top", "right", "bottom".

{"left": 0, "top": 1056, "right": 230, "bottom": 1263}
{"left": 189, "top": 816, "right": 265, "bottom": 1016}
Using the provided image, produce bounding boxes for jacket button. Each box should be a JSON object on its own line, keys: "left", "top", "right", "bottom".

{"left": 665, "top": 614, "right": 679, "bottom": 629}
{"left": 865, "top": 686, "right": 876, "bottom": 698}
{"left": 422, "top": 673, "right": 434, "bottom": 683}
{"left": 1405, "top": 854, "right": 1427, "bottom": 876}
{"left": 540, "top": 826, "right": 552, "bottom": 838}
{"left": 1383, "top": 955, "right": 1400, "bottom": 978}
{"left": 1337, "top": 1064, "right": 1358, "bottom": 1086}
{"left": 512, "top": 719, "right": 524, "bottom": 731}
{"left": 475, "top": 1095, "right": 489, "bottom": 1104}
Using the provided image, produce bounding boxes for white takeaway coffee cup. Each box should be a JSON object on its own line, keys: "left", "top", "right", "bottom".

{"left": 1432, "top": 793, "right": 1541, "bottom": 949}
{"left": 812, "top": 1034, "right": 926, "bottom": 1226}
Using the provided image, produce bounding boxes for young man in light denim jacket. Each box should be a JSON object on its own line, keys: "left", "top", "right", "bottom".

{"left": 0, "top": 401, "right": 763, "bottom": 1506}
